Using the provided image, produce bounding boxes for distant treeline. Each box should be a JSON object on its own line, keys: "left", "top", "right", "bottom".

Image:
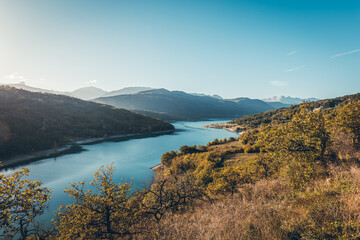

{"left": 230, "top": 93, "right": 360, "bottom": 130}
{"left": 0, "top": 87, "right": 174, "bottom": 159}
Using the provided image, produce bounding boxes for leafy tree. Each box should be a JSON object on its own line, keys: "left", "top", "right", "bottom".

{"left": 207, "top": 138, "right": 219, "bottom": 146}
{"left": 160, "top": 150, "right": 178, "bottom": 167}
{"left": 179, "top": 145, "right": 199, "bottom": 155}
{"left": 0, "top": 167, "right": 51, "bottom": 240}
{"left": 55, "top": 165, "right": 142, "bottom": 240}
{"left": 260, "top": 104, "right": 330, "bottom": 189}
{"left": 197, "top": 145, "right": 207, "bottom": 152}
{"left": 208, "top": 166, "right": 242, "bottom": 195}
{"left": 336, "top": 100, "right": 360, "bottom": 148}
{"left": 140, "top": 174, "right": 204, "bottom": 222}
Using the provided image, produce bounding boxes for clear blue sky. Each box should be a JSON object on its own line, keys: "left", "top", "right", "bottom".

{"left": 0, "top": 0, "right": 359, "bottom": 99}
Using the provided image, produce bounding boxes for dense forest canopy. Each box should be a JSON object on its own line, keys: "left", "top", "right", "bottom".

{"left": 0, "top": 86, "right": 174, "bottom": 159}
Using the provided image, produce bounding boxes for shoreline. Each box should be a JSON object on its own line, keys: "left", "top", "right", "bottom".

{"left": 150, "top": 122, "right": 242, "bottom": 178}
{"left": 0, "top": 129, "right": 175, "bottom": 170}
{"left": 150, "top": 163, "right": 165, "bottom": 184}
{"left": 203, "top": 122, "right": 245, "bottom": 134}
{"left": 149, "top": 122, "right": 242, "bottom": 173}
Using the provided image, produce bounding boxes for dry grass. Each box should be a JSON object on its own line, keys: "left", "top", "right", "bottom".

{"left": 137, "top": 179, "right": 293, "bottom": 240}
{"left": 134, "top": 166, "right": 360, "bottom": 240}
{"left": 330, "top": 130, "right": 360, "bottom": 160}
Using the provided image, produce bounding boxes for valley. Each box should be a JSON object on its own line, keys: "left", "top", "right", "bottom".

{"left": 1, "top": 1, "right": 359, "bottom": 239}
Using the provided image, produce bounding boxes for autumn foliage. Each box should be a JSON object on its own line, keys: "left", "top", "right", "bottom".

{"left": 0, "top": 168, "right": 51, "bottom": 240}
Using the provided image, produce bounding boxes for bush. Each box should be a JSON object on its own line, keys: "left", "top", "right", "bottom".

{"left": 179, "top": 145, "right": 200, "bottom": 155}
{"left": 161, "top": 151, "right": 178, "bottom": 167}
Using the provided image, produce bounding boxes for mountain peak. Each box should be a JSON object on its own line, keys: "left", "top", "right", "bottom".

{"left": 71, "top": 87, "right": 107, "bottom": 100}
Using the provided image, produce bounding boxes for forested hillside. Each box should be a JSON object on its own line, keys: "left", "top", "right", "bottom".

{"left": 209, "top": 93, "right": 360, "bottom": 132}
{"left": 0, "top": 86, "right": 174, "bottom": 159}
{"left": 94, "top": 88, "right": 274, "bottom": 121}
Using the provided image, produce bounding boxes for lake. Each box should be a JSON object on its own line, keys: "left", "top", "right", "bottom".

{"left": 1, "top": 120, "right": 238, "bottom": 224}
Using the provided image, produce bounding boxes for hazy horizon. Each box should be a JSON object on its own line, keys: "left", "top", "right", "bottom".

{"left": 0, "top": 81, "right": 325, "bottom": 100}
{"left": 1, "top": 0, "right": 359, "bottom": 99}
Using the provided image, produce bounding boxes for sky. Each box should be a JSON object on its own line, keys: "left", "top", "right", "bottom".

{"left": 0, "top": 0, "right": 359, "bottom": 99}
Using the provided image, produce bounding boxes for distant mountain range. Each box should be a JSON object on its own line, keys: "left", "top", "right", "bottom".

{"left": 93, "top": 89, "right": 274, "bottom": 121}
{"left": 0, "top": 82, "right": 319, "bottom": 121}
{"left": 263, "top": 96, "right": 319, "bottom": 105}
{"left": 70, "top": 86, "right": 107, "bottom": 100}
{"left": 0, "top": 82, "right": 152, "bottom": 100}
{"left": 190, "top": 93, "right": 223, "bottom": 100}
{"left": 0, "top": 81, "right": 67, "bottom": 95}
{"left": 70, "top": 86, "right": 154, "bottom": 100}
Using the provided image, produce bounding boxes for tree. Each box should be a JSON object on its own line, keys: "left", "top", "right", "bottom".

{"left": 208, "top": 166, "right": 242, "bottom": 195}
{"left": 0, "top": 167, "right": 51, "bottom": 240}
{"left": 55, "top": 165, "right": 142, "bottom": 240}
{"left": 179, "top": 145, "right": 199, "bottom": 155}
{"left": 140, "top": 174, "right": 204, "bottom": 222}
{"left": 336, "top": 100, "right": 360, "bottom": 148}
{"left": 260, "top": 104, "right": 330, "bottom": 189}
{"left": 160, "top": 151, "right": 178, "bottom": 167}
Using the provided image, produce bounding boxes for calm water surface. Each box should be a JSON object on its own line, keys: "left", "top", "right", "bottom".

{"left": 1, "top": 120, "right": 238, "bottom": 223}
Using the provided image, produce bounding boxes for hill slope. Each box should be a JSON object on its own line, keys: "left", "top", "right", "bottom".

{"left": 0, "top": 81, "right": 69, "bottom": 95}
{"left": 70, "top": 86, "right": 107, "bottom": 100}
{"left": 0, "top": 83, "right": 154, "bottom": 100}
{"left": 103, "top": 87, "right": 153, "bottom": 97}
{"left": 138, "top": 94, "right": 360, "bottom": 239}
{"left": 70, "top": 86, "right": 153, "bottom": 99}
{"left": 222, "top": 93, "right": 360, "bottom": 131}
{"left": 0, "top": 87, "right": 174, "bottom": 159}
{"left": 94, "top": 89, "right": 274, "bottom": 121}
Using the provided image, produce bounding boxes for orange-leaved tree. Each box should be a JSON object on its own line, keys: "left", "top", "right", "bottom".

{"left": 55, "top": 164, "right": 143, "bottom": 240}
{"left": 0, "top": 167, "right": 51, "bottom": 240}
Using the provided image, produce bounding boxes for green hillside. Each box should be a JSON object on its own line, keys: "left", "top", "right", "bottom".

{"left": 0, "top": 86, "right": 174, "bottom": 159}
{"left": 227, "top": 93, "right": 360, "bottom": 130}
